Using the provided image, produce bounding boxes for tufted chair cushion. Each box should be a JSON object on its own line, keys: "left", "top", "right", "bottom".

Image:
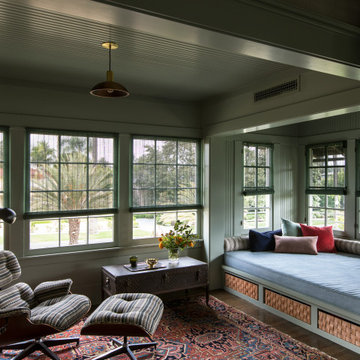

{"left": 0, "top": 251, "right": 21, "bottom": 288}
{"left": 82, "top": 293, "right": 163, "bottom": 336}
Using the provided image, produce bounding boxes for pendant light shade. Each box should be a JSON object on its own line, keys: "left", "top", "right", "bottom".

{"left": 90, "top": 42, "right": 129, "bottom": 98}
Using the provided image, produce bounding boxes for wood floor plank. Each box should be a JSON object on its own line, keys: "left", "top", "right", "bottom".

{"left": 210, "top": 289, "right": 358, "bottom": 360}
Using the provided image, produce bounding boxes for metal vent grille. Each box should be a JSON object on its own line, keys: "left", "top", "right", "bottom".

{"left": 254, "top": 79, "right": 298, "bottom": 102}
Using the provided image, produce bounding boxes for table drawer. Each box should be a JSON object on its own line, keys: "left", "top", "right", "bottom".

{"left": 115, "top": 273, "right": 162, "bottom": 293}
{"left": 161, "top": 266, "right": 208, "bottom": 291}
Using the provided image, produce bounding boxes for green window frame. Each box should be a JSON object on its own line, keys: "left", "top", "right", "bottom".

{"left": 355, "top": 140, "right": 360, "bottom": 197}
{"left": 25, "top": 129, "right": 118, "bottom": 219}
{"left": 24, "top": 129, "right": 118, "bottom": 252}
{"left": 130, "top": 136, "right": 202, "bottom": 212}
{"left": 242, "top": 143, "right": 273, "bottom": 230}
{"left": 306, "top": 142, "right": 346, "bottom": 231}
{"left": 306, "top": 141, "right": 347, "bottom": 195}
{"left": 242, "top": 143, "right": 274, "bottom": 196}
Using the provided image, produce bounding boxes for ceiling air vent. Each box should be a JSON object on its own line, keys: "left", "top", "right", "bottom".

{"left": 254, "top": 79, "right": 298, "bottom": 102}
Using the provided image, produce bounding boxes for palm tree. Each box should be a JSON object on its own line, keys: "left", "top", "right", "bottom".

{"left": 30, "top": 138, "right": 113, "bottom": 245}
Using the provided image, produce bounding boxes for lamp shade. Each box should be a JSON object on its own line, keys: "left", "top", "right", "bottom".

{"left": 0, "top": 208, "right": 16, "bottom": 224}
{"left": 90, "top": 70, "right": 129, "bottom": 98}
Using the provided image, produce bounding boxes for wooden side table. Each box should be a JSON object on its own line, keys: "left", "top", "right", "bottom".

{"left": 102, "top": 256, "right": 209, "bottom": 303}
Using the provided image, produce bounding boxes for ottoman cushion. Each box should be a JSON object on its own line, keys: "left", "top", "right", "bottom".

{"left": 82, "top": 293, "right": 163, "bottom": 336}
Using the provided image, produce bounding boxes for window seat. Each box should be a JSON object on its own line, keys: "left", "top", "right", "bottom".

{"left": 223, "top": 237, "right": 360, "bottom": 353}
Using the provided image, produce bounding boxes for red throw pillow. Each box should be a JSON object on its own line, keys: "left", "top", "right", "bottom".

{"left": 300, "top": 224, "right": 336, "bottom": 253}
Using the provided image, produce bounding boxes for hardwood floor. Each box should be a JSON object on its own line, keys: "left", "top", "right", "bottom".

{"left": 211, "top": 289, "right": 358, "bottom": 360}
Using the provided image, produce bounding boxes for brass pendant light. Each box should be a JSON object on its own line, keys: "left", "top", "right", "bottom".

{"left": 90, "top": 42, "right": 129, "bottom": 98}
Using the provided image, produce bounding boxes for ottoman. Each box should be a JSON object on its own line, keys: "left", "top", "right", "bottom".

{"left": 81, "top": 293, "right": 164, "bottom": 360}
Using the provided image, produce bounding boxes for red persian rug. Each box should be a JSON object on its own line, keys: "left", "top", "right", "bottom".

{"left": 0, "top": 296, "right": 335, "bottom": 360}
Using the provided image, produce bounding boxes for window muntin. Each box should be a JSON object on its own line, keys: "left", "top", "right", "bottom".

{"left": 306, "top": 142, "right": 346, "bottom": 194}
{"left": 131, "top": 137, "right": 201, "bottom": 210}
{"left": 308, "top": 194, "right": 344, "bottom": 231}
{"left": 29, "top": 215, "right": 113, "bottom": 249}
{"left": 242, "top": 143, "right": 273, "bottom": 230}
{"left": 243, "top": 194, "right": 271, "bottom": 229}
{"left": 26, "top": 131, "right": 117, "bottom": 251}
{"left": 243, "top": 143, "right": 273, "bottom": 195}
{"left": 306, "top": 142, "right": 346, "bottom": 231}
{"left": 133, "top": 210, "right": 198, "bottom": 239}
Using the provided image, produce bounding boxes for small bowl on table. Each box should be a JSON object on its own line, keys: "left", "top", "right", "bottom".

{"left": 145, "top": 258, "right": 158, "bottom": 269}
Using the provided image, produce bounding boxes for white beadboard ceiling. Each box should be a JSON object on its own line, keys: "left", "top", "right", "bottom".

{"left": 0, "top": 0, "right": 297, "bottom": 101}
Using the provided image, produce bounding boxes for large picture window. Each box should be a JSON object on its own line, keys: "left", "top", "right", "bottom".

{"left": 25, "top": 130, "right": 118, "bottom": 251}
{"left": 242, "top": 143, "right": 273, "bottom": 230}
{"left": 306, "top": 142, "right": 346, "bottom": 231}
{"left": 131, "top": 136, "right": 201, "bottom": 239}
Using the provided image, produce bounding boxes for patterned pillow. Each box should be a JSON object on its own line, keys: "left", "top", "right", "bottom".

{"left": 334, "top": 238, "right": 360, "bottom": 255}
{"left": 224, "top": 236, "right": 249, "bottom": 251}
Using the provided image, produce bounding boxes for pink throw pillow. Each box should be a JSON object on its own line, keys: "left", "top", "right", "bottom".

{"left": 274, "top": 235, "right": 318, "bottom": 255}
{"left": 299, "top": 224, "right": 336, "bottom": 253}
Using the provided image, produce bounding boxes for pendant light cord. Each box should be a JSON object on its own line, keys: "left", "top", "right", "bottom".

{"left": 108, "top": 45, "right": 112, "bottom": 71}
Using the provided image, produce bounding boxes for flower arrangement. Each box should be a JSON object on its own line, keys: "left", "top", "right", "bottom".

{"left": 158, "top": 220, "right": 197, "bottom": 258}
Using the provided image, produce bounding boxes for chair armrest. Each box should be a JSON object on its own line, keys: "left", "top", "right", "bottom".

{"left": 34, "top": 279, "right": 73, "bottom": 303}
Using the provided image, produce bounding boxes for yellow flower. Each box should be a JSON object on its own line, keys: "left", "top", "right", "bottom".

{"left": 159, "top": 242, "right": 164, "bottom": 249}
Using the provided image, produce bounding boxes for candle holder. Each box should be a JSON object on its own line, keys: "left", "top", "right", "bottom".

{"left": 129, "top": 256, "right": 138, "bottom": 268}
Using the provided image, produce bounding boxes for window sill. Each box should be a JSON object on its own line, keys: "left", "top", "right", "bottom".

{"left": 19, "top": 240, "right": 204, "bottom": 265}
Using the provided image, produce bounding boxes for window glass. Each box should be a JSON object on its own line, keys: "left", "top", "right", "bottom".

{"left": 133, "top": 210, "right": 198, "bottom": 239}
{"left": 242, "top": 143, "right": 273, "bottom": 230}
{"left": 27, "top": 131, "right": 117, "bottom": 251}
{"left": 306, "top": 142, "right": 346, "bottom": 232}
{"left": 132, "top": 137, "right": 201, "bottom": 210}
{"left": 131, "top": 137, "right": 201, "bottom": 240}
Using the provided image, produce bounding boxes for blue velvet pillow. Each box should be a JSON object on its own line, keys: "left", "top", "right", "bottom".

{"left": 249, "top": 229, "right": 282, "bottom": 251}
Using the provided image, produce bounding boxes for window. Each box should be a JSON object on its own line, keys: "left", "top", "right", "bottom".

{"left": 0, "top": 130, "right": 8, "bottom": 250}
{"left": 131, "top": 136, "right": 201, "bottom": 238}
{"left": 25, "top": 130, "right": 118, "bottom": 252}
{"left": 306, "top": 142, "right": 346, "bottom": 231}
{"left": 242, "top": 143, "right": 273, "bottom": 229}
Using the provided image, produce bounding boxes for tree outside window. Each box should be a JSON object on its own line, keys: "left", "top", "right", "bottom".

{"left": 306, "top": 142, "right": 346, "bottom": 231}
{"left": 242, "top": 143, "right": 273, "bottom": 230}
{"left": 131, "top": 137, "right": 201, "bottom": 239}
{"left": 26, "top": 131, "right": 117, "bottom": 251}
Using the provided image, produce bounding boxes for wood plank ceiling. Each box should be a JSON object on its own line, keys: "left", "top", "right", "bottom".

{"left": 0, "top": 0, "right": 296, "bottom": 101}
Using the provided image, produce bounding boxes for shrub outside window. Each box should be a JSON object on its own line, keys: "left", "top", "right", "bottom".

{"left": 306, "top": 142, "right": 346, "bottom": 231}
{"left": 242, "top": 143, "right": 273, "bottom": 230}
{"left": 131, "top": 136, "right": 201, "bottom": 238}
{"left": 25, "top": 130, "right": 118, "bottom": 252}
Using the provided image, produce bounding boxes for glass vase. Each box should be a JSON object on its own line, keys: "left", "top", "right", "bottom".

{"left": 168, "top": 248, "right": 180, "bottom": 264}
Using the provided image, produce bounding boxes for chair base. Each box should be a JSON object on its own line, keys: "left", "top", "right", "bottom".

{"left": 0, "top": 337, "right": 80, "bottom": 360}
{"left": 91, "top": 336, "right": 157, "bottom": 360}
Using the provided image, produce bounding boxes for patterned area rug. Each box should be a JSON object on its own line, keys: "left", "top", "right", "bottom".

{"left": 0, "top": 296, "right": 335, "bottom": 360}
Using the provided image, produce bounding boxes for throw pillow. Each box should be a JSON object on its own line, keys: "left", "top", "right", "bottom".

{"left": 300, "top": 224, "right": 336, "bottom": 253}
{"left": 274, "top": 235, "right": 318, "bottom": 255}
{"left": 249, "top": 229, "right": 282, "bottom": 251}
{"left": 281, "top": 218, "right": 302, "bottom": 236}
